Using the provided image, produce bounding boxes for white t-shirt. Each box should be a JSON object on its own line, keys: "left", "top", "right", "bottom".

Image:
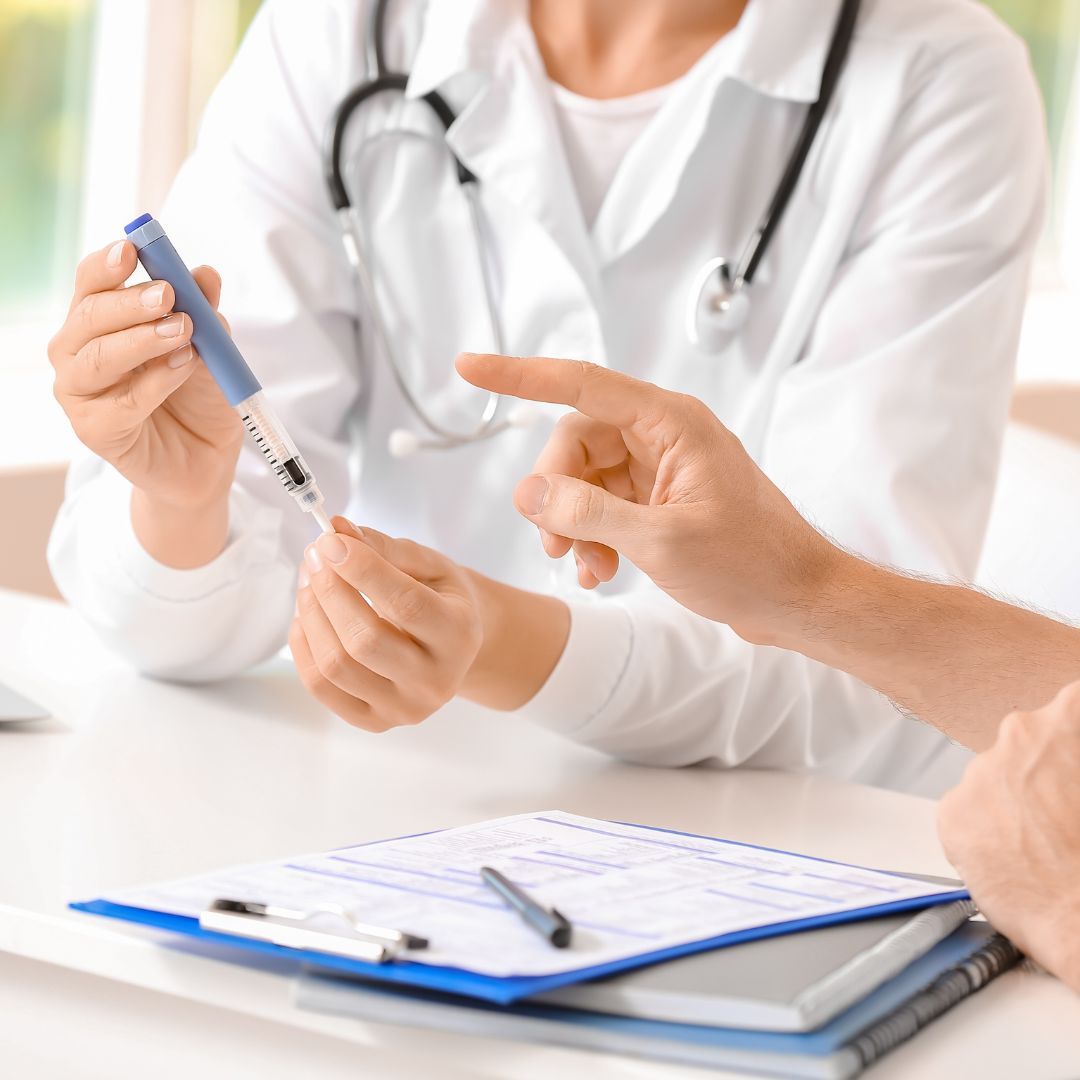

{"left": 551, "top": 78, "right": 682, "bottom": 228}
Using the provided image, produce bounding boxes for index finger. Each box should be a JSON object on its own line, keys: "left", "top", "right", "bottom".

{"left": 72, "top": 240, "right": 138, "bottom": 308}
{"left": 456, "top": 353, "right": 667, "bottom": 432}
{"left": 314, "top": 531, "right": 448, "bottom": 644}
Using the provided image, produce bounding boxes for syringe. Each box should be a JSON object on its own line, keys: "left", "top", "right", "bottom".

{"left": 124, "top": 214, "right": 333, "bottom": 535}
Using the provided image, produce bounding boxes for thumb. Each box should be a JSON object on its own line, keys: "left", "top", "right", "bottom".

{"left": 191, "top": 264, "right": 222, "bottom": 309}
{"left": 514, "top": 474, "right": 645, "bottom": 550}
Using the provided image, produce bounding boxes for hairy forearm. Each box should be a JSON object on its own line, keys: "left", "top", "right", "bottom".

{"left": 772, "top": 550, "right": 1080, "bottom": 751}
{"left": 462, "top": 572, "right": 571, "bottom": 710}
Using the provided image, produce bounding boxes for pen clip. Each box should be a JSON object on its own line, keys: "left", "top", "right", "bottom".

{"left": 204, "top": 898, "right": 429, "bottom": 959}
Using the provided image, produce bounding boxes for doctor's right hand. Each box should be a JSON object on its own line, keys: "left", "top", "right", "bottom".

{"left": 457, "top": 353, "right": 837, "bottom": 644}
{"left": 49, "top": 240, "right": 243, "bottom": 563}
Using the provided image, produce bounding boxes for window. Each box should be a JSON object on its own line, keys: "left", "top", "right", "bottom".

{"left": 2, "top": 0, "right": 1078, "bottom": 464}
{"left": 0, "top": 0, "right": 96, "bottom": 320}
{"left": 982, "top": 1, "right": 1080, "bottom": 382}
{"left": 0, "top": 0, "right": 262, "bottom": 468}
{"left": 983, "top": 0, "right": 1080, "bottom": 282}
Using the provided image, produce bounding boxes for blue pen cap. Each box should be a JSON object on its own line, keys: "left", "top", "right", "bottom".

{"left": 124, "top": 213, "right": 153, "bottom": 234}
{"left": 124, "top": 214, "right": 261, "bottom": 406}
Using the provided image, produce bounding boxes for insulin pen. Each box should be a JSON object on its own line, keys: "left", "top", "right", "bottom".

{"left": 123, "top": 213, "right": 334, "bottom": 535}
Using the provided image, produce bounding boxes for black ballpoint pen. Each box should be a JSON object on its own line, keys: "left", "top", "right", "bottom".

{"left": 480, "top": 866, "right": 573, "bottom": 948}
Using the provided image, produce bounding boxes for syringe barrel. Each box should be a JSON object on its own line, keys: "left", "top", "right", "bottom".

{"left": 234, "top": 391, "right": 323, "bottom": 512}
{"left": 124, "top": 214, "right": 261, "bottom": 407}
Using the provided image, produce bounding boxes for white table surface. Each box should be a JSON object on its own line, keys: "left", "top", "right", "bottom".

{"left": 0, "top": 589, "right": 1076, "bottom": 1079}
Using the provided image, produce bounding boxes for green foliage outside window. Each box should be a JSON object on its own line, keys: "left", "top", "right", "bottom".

{"left": 0, "top": 0, "right": 94, "bottom": 315}
{"left": 0, "top": 1, "right": 1075, "bottom": 318}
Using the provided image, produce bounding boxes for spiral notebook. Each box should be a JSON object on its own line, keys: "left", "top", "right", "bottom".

{"left": 297, "top": 923, "right": 1020, "bottom": 1079}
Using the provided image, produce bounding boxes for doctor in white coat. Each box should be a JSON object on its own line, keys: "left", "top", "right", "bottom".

{"left": 48, "top": 0, "right": 1044, "bottom": 795}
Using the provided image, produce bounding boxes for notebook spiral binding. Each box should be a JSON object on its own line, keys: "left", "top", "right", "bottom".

{"left": 848, "top": 934, "right": 1021, "bottom": 1070}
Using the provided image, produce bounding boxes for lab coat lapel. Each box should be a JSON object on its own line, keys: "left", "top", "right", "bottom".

{"left": 592, "top": 0, "right": 844, "bottom": 267}
{"left": 406, "top": 0, "right": 605, "bottom": 358}
{"left": 446, "top": 23, "right": 602, "bottom": 309}
{"left": 590, "top": 43, "right": 733, "bottom": 267}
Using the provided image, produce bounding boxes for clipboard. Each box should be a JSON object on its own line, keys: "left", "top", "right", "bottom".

{"left": 71, "top": 813, "right": 969, "bottom": 1006}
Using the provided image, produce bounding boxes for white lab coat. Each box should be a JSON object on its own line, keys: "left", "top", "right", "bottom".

{"left": 49, "top": 0, "right": 1045, "bottom": 795}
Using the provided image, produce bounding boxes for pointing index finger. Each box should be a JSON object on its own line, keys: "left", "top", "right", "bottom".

{"left": 456, "top": 353, "right": 664, "bottom": 433}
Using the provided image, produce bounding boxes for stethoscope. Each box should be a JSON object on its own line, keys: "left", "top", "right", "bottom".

{"left": 324, "top": 0, "right": 861, "bottom": 454}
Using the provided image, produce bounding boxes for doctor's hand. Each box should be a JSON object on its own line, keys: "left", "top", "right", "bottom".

{"left": 938, "top": 683, "right": 1080, "bottom": 993}
{"left": 456, "top": 353, "right": 835, "bottom": 642}
{"left": 49, "top": 240, "right": 242, "bottom": 567}
{"left": 289, "top": 519, "right": 484, "bottom": 731}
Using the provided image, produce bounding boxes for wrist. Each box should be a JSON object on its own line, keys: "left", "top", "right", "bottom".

{"left": 461, "top": 571, "right": 570, "bottom": 710}
{"left": 750, "top": 535, "right": 859, "bottom": 652}
{"left": 1045, "top": 900, "right": 1080, "bottom": 993}
{"left": 131, "top": 487, "right": 232, "bottom": 570}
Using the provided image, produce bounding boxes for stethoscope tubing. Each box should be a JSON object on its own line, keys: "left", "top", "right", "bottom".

{"left": 326, "top": 72, "right": 504, "bottom": 448}
{"left": 325, "top": 0, "right": 862, "bottom": 449}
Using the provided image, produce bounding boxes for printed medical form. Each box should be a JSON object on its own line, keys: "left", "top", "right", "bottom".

{"left": 99, "top": 812, "right": 962, "bottom": 979}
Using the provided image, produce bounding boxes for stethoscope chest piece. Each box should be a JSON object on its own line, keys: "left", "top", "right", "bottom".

{"left": 686, "top": 257, "right": 750, "bottom": 354}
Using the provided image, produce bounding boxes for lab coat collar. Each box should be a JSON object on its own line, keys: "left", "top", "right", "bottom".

{"left": 724, "top": 0, "right": 846, "bottom": 103}
{"left": 405, "top": 0, "right": 513, "bottom": 100}
{"left": 406, "top": 0, "right": 845, "bottom": 106}
{"left": 403, "top": 0, "right": 846, "bottom": 286}
{"left": 590, "top": 0, "right": 843, "bottom": 265}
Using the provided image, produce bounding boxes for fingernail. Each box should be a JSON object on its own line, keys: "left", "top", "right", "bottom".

{"left": 106, "top": 240, "right": 126, "bottom": 269}
{"left": 516, "top": 475, "right": 549, "bottom": 517}
{"left": 141, "top": 282, "right": 166, "bottom": 309}
{"left": 304, "top": 545, "right": 324, "bottom": 574}
{"left": 575, "top": 554, "right": 586, "bottom": 575}
{"left": 155, "top": 314, "right": 186, "bottom": 338}
{"left": 294, "top": 598, "right": 300, "bottom": 618}
{"left": 167, "top": 344, "right": 194, "bottom": 369}
{"left": 317, "top": 532, "right": 348, "bottom": 564}
{"left": 298, "top": 564, "right": 310, "bottom": 590}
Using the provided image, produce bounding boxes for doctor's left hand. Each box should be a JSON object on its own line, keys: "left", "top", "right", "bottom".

{"left": 289, "top": 518, "right": 483, "bottom": 731}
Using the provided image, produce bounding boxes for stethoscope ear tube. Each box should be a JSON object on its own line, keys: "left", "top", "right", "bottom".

{"left": 325, "top": 74, "right": 409, "bottom": 211}
{"left": 336, "top": 199, "right": 504, "bottom": 452}
{"left": 388, "top": 405, "right": 540, "bottom": 457}
{"left": 687, "top": 0, "right": 861, "bottom": 354}
{"left": 325, "top": 76, "right": 476, "bottom": 211}
{"left": 741, "top": 0, "right": 860, "bottom": 287}
{"left": 325, "top": 4, "right": 501, "bottom": 453}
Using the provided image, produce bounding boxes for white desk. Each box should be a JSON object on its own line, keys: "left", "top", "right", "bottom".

{"left": 1, "top": 589, "right": 1076, "bottom": 1079}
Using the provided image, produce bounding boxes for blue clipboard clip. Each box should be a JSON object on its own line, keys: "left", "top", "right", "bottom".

{"left": 199, "top": 898, "right": 429, "bottom": 965}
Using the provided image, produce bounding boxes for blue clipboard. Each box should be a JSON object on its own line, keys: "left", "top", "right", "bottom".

{"left": 70, "top": 818, "right": 969, "bottom": 1006}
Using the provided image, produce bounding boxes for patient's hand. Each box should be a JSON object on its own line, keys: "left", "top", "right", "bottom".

{"left": 456, "top": 352, "right": 836, "bottom": 643}
{"left": 289, "top": 518, "right": 483, "bottom": 731}
{"left": 938, "top": 682, "right": 1080, "bottom": 992}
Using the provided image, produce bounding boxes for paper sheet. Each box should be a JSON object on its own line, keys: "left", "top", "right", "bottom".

{"left": 104, "top": 811, "right": 962, "bottom": 978}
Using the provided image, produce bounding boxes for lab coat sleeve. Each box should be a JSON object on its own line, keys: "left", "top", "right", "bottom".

{"left": 48, "top": 0, "right": 366, "bottom": 681}
{"left": 520, "top": 23, "right": 1046, "bottom": 791}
